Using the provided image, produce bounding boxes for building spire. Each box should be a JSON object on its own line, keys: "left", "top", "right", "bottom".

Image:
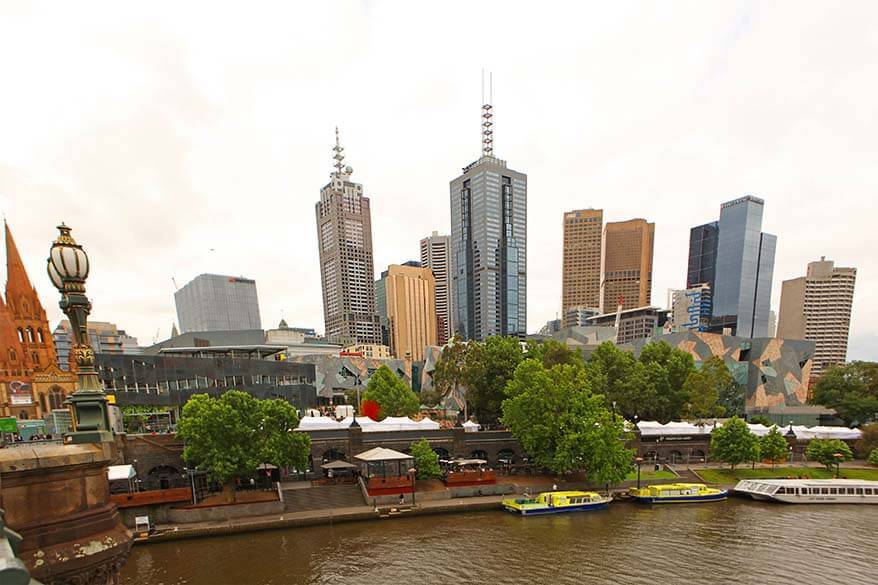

{"left": 4, "top": 221, "right": 36, "bottom": 304}
{"left": 481, "top": 70, "right": 494, "bottom": 157}
{"left": 332, "top": 127, "right": 345, "bottom": 174}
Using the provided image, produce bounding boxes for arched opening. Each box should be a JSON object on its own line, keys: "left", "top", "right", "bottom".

{"left": 434, "top": 447, "right": 450, "bottom": 459}
{"left": 37, "top": 329, "right": 45, "bottom": 344}
{"left": 17, "top": 328, "right": 24, "bottom": 343}
{"left": 691, "top": 449, "right": 706, "bottom": 463}
{"left": 8, "top": 349, "right": 16, "bottom": 362}
{"left": 26, "top": 327, "right": 34, "bottom": 343}
{"left": 146, "top": 465, "right": 183, "bottom": 490}
{"left": 31, "top": 352, "right": 39, "bottom": 366}
{"left": 669, "top": 450, "right": 683, "bottom": 464}
{"left": 48, "top": 387, "right": 65, "bottom": 410}
{"left": 497, "top": 449, "right": 517, "bottom": 464}
{"left": 469, "top": 450, "right": 488, "bottom": 461}
{"left": 18, "top": 411, "right": 29, "bottom": 420}
{"left": 322, "top": 448, "right": 347, "bottom": 463}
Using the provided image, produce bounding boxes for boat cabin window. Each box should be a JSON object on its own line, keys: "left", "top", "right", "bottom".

{"left": 821, "top": 488, "right": 829, "bottom": 494}
{"left": 829, "top": 488, "right": 838, "bottom": 495}
{"left": 865, "top": 489, "right": 873, "bottom": 495}
{"left": 776, "top": 487, "right": 786, "bottom": 494}
{"left": 846, "top": 488, "right": 855, "bottom": 495}
{"left": 856, "top": 488, "right": 863, "bottom": 495}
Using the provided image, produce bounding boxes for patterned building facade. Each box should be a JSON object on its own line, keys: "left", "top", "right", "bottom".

{"left": 0, "top": 222, "right": 76, "bottom": 419}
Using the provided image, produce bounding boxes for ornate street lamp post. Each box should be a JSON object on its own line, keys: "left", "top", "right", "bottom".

{"left": 635, "top": 456, "right": 644, "bottom": 490}
{"left": 47, "top": 223, "right": 112, "bottom": 443}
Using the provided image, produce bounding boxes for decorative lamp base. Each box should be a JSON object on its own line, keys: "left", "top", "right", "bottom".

{"left": 64, "top": 430, "right": 114, "bottom": 444}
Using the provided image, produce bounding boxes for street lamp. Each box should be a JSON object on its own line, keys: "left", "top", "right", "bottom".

{"left": 635, "top": 457, "right": 644, "bottom": 490}
{"left": 350, "top": 374, "right": 362, "bottom": 427}
{"left": 408, "top": 466, "right": 417, "bottom": 507}
{"left": 47, "top": 223, "right": 112, "bottom": 443}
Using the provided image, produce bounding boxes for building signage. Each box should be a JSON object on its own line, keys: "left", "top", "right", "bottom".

{"left": 9, "top": 380, "right": 33, "bottom": 405}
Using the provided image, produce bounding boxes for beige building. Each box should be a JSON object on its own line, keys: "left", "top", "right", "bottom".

{"left": 561, "top": 209, "right": 603, "bottom": 327}
{"left": 778, "top": 257, "right": 856, "bottom": 379}
{"left": 420, "top": 231, "right": 452, "bottom": 345}
{"left": 384, "top": 264, "right": 437, "bottom": 361}
{"left": 600, "top": 218, "right": 655, "bottom": 312}
{"left": 342, "top": 344, "right": 391, "bottom": 359}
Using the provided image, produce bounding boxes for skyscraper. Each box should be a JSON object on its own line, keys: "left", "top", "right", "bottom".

{"left": 450, "top": 92, "right": 527, "bottom": 341}
{"left": 777, "top": 257, "right": 856, "bottom": 378}
{"left": 600, "top": 219, "right": 654, "bottom": 312}
{"left": 315, "top": 130, "right": 382, "bottom": 346}
{"left": 561, "top": 209, "right": 603, "bottom": 327}
{"left": 420, "top": 231, "right": 452, "bottom": 345}
{"left": 687, "top": 221, "right": 719, "bottom": 289}
{"left": 53, "top": 320, "right": 142, "bottom": 370}
{"left": 385, "top": 263, "right": 437, "bottom": 361}
{"left": 710, "top": 195, "right": 776, "bottom": 337}
{"left": 174, "top": 274, "right": 262, "bottom": 333}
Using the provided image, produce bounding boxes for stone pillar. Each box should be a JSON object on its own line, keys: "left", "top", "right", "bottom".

{"left": 348, "top": 426, "right": 364, "bottom": 458}
{"left": 0, "top": 443, "right": 131, "bottom": 585}
{"left": 451, "top": 427, "right": 466, "bottom": 458}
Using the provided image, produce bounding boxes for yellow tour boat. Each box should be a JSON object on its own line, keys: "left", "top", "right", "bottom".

{"left": 502, "top": 490, "right": 612, "bottom": 515}
{"left": 629, "top": 482, "right": 727, "bottom": 504}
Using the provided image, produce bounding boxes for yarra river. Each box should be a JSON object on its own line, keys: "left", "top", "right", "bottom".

{"left": 120, "top": 499, "right": 877, "bottom": 585}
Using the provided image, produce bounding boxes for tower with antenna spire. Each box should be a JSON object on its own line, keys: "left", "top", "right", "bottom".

{"left": 449, "top": 73, "right": 528, "bottom": 341}
{"left": 315, "top": 128, "right": 382, "bottom": 346}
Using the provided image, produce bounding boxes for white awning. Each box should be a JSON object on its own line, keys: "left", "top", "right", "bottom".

{"left": 417, "top": 418, "right": 441, "bottom": 430}
{"left": 462, "top": 420, "right": 481, "bottom": 432}
{"left": 107, "top": 464, "right": 136, "bottom": 481}
{"left": 354, "top": 447, "right": 413, "bottom": 462}
{"left": 296, "top": 416, "right": 343, "bottom": 430}
{"left": 368, "top": 416, "right": 423, "bottom": 431}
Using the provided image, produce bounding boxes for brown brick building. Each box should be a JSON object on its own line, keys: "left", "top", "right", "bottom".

{"left": 600, "top": 218, "right": 655, "bottom": 312}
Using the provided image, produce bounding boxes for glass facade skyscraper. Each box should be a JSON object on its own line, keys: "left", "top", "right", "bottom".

{"left": 709, "top": 195, "right": 777, "bottom": 337}
{"left": 174, "top": 274, "right": 262, "bottom": 333}
{"left": 687, "top": 221, "right": 719, "bottom": 289}
{"left": 450, "top": 155, "right": 527, "bottom": 340}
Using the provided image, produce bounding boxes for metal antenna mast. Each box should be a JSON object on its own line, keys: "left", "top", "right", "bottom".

{"left": 333, "top": 127, "right": 345, "bottom": 174}
{"left": 481, "top": 70, "right": 493, "bottom": 157}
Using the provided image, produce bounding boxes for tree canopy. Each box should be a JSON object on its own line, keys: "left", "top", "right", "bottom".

{"left": 502, "top": 359, "right": 633, "bottom": 483}
{"left": 854, "top": 423, "right": 878, "bottom": 458}
{"left": 810, "top": 362, "right": 878, "bottom": 425}
{"left": 363, "top": 365, "right": 420, "bottom": 419}
{"left": 868, "top": 449, "right": 878, "bottom": 466}
{"left": 710, "top": 417, "right": 760, "bottom": 469}
{"left": 682, "top": 369, "right": 725, "bottom": 421}
{"left": 410, "top": 438, "right": 442, "bottom": 480}
{"left": 759, "top": 426, "right": 790, "bottom": 466}
{"left": 177, "top": 391, "right": 310, "bottom": 484}
{"left": 805, "top": 438, "right": 853, "bottom": 470}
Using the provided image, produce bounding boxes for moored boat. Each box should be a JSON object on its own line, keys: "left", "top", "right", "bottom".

{"left": 734, "top": 479, "right": 878, "bottom": 504}
{"left": 629, "top": 483, "right": 727, "bottom": 504}
{"left": 502, "top": 490, "right": 611, "bottom": 515}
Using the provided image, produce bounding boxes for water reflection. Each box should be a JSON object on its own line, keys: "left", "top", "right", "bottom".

{"left": 120, "top": 500, "right": 878, "bottom": 585}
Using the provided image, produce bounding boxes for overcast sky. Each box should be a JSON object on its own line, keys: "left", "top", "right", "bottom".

{"left": 1, "top": 1, "right": 875, "bottom": 359}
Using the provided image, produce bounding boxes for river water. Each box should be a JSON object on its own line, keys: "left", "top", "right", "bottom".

{"left": 120, "top": 499, "right": 877, "bottom": 585}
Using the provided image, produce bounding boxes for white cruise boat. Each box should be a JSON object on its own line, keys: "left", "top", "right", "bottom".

{"left": 734, "top": 479, "right": 878, "bottom": 504}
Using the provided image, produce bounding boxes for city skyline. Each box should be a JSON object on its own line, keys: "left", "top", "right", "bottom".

{"left": 0, "top": 3, "right": 875, "bottom": 358}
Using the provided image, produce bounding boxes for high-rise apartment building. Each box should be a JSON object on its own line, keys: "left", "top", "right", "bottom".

{"left": 450, "top": 96, "right": 527, "bottom": 341}
{"left": 709, "top": 195, "right": 777, "bottom": 337}
{"left": 777, "top": 257, "right": 856, "bottom": 378}
{"left": 384, "top": 263, "right": 437, "bottom": 361}
{"left": 174, "top": 274, "right": 262, "bottom": 333}
{"left": 687, "top": 222, "right": 719, "bottom": 289}
{"left": 315, "top": 130, "right": 382, "bottom": 346}
{"left": 420, "top": 231, "right": 452, "bottom": 345}
{"left": 53, "top": 320, "right": 142, "bottom": 370}
{"left": 562, "top": 209, "right": 603, "bottom": 327}
{"left": 600, "top": 219, "right": 654, "bottom": 312}
{"left": 564, "top": 306, "right": 600, "bottom": 327}
{"left": 670, "top": 284, "right": 712, "bottom": 332}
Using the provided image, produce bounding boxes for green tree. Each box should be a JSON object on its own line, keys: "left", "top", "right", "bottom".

{"left": 363, "top": 365, "right": 420, "bottom": 419}
{"left": 854, "top": 423, "right": 878, "bottom": 458}
{"left": 587, "top": 342, "right": 638, "bottom": 418}
{"left": 868, "top": 448, "right": 878, "bottom": 466}
{"left": 502, "top": 359, "right": 633, "bottom": 484}
{"left": 700, "top": 357, "right": 744, "bottom": 417}
{"left": 256, "top": 399, "right": 310, "bottom": 473}
{"left": 749, "top": 415, "right": 772, "bottom": 427}
{"left": 710, "top": 417, "right": 760, "bottom": 469}
{"left": 431, "top": 338, "right": 476, "bottom": 413}
{"left": 810, "top": 361, "right": 878, "bottom": 425}
{"left": 177, "top": 391, "right": 311, "bottom": 491}
{"left": 526, "top": 339, "right": 583, "bottom": 369}
{"left": 410, "top": 438, "right": 442, "bottom": 480}
{"left": 682, "top": 369, "right": 725, "bottom": 421}
{"left": 465, "top": 336, "right": 525, "bottom": 425}
{"left": 805, "top": 438, "right": 853, "bottom": 470}
{"left": 759, "top": 426, "right": 790, "bottom": 467}
{"left": 638, "top": 342, "right": 696, "bottom": 422}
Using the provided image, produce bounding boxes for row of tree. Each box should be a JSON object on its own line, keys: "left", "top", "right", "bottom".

{"left": 810, "top": 361, "right": 878, "bottom": 426}
{"left": 430, "top": 337, "right": 744, "bottom": 426}
{"left": 710, "top": 416, "right": 856, "bottom": 470}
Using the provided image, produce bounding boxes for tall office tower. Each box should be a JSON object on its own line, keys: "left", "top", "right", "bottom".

{"left": 384, "top": 263, "right": 437, "bottom": 361}
{"left": 174, "top": 274, "right": 262, "bottom": 333}
{"left": 450, "top": 90, "right": 527, "bottom": 341}
{"left": 687, "top": 222, "right": 719, "bottom": 289}
{"left": 420, "top": 231, "right": 452, "bottom": 345}
{"left": 600, "top": 219, "right": 654, "bottom": 312}
{"left": 710, "top": 195, "right": 777, "bottom": 337}
{"left": 561, "top": 209, "right": 603, "bottom": 327}
{"left": 53, "top": 320, "right": 142, "bottom": 370}
{"left": 315, "top": 130, "right": 382, "bottom": 346}
{"left": 777, "top": 257, "right": 856, "bottom": 378}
